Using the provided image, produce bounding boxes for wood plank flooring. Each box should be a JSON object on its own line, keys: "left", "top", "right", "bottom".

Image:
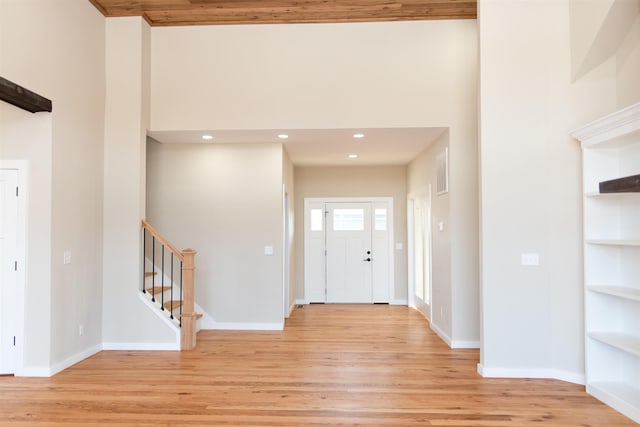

{"left": 0, "top": 304, "right": 635, "bottom": 426}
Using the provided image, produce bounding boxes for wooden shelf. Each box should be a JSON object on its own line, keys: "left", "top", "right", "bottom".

{"left": 588, "top": 332, "right": 640, "bottom": 358}
{"left": 587, "top": 285, "right": 640, "bottom": 302}
{"left": 586, "top": 239, "right": 640, "bottom": 247}
{"left": 585, "top": 192, "right": 640, "bottom": 198}
{"left": 588, "top": 382, "right": 640, "bottom": 424}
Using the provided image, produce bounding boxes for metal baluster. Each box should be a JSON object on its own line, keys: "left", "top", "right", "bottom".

{"left": 151, "top": 236, "right": 156, "bottom": 302}
{"left": 142, "top": 229, "right": 146, "bottom": 293}
{"left": 160, "top": 245, "right": 165, "bottom": 310}
{"left": 179, "top": 260, "right": 183, "bottom": 327}
{"left": 170, "top": 253, "right": 174, "bottom": 320}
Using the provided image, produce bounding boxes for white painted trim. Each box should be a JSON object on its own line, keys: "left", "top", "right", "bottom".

{"left": 17, "top": 344, "right": 102, "bottom": 377}
{"left": 203, "top": 322, "right": 284, "bottom": 331}
{"left": 570, "top": 101, "right": 640, "bottom": 148}
{"left": 477, "top": 364, "right": 586, "bottom": 385}
{"left": 295, "top": 298, "right": 307, "bottom": 305}
{"left": 0, "top": 161, "right": 28, "bottom": 377}
{"left": 103, "top": 342, "right": 180, "bottom": 351}
{"left": 304, "top": 197, "right": 395, "bottom": 303}
{"left": 390, "top": 299, "right": 408, "bottom": 305}
{"left": 18, "top": 366, "right": 51, "bottom": 377}
{"left": 137, "top": 292, "right": 181, "bottom": 346}
{"left": 288, "top": 301, "right": 296, "bottom": 317}
{"left": 430, "top": 321, "right": 453, "bottom": 347}
{"left": 49, "top": 344, "right": 103, "bottom": 376}
{"left": 451, "top": 340, "right": 480, "bottom": 349}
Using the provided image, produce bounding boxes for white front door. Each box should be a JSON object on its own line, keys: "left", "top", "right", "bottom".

{"left": 0, "top": 169, "right": 18, "bottom": 374}
{"left": 326, "top": 202, "right": 373, "bottom": 303}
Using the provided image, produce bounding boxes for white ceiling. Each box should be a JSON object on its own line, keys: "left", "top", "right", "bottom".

{"left": 147, "top": 127, "right": 446, "bottom": 166}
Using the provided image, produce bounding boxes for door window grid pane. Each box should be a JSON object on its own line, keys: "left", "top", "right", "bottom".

{"left": 375, "top": 208, "right": 387, "bottom": 231}
{"left": 310, "top": 209, "right": 323, "bottom": 231}
{"left": 333, "top": 209, "right": 364, "bottom": 231}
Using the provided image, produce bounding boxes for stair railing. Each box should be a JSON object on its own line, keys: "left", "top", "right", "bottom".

{"left": 141, "top": 219, "right": 197, "bottom": 350}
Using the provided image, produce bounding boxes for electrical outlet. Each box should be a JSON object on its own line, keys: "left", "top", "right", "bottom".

{"left": 78, "top": 324, "right": 84, "bottom": 336}
{"left": 63, "top": 251, "right": 72, "bottom": 264}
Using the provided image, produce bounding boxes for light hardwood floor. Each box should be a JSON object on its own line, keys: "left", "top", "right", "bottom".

{"left": 0, "top": 304, "right": 635, "bottom": 426}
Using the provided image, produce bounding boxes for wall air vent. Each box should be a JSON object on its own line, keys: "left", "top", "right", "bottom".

{"left": 436, "top": 147, "right": 449, "bottom": 195}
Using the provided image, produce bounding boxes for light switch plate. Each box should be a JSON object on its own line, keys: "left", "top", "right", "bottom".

{"left": 63, "top": 251, "right": 72, "bottom": 264}
{"left": 521, "top": 253, "right": 539, "bottom": 266}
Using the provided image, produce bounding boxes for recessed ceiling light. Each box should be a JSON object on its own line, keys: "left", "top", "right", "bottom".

{"left": 348, "top": 154, "right": 358, "bottom": 159}
{"left": 353, "top": 133, "right": 365, "bottom": 139}
{"left": 202, "top": 134, "right": 213, "bottom": 140}
{"left": 278, "top": 134, "right": 289, "bottom": 139}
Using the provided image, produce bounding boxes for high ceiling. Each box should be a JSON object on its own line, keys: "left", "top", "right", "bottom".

{"left": 88, "top": 0, "right": 476, "bottom": 26}
{"left": 94, "top": 1, "right": 471, "bottom": 166}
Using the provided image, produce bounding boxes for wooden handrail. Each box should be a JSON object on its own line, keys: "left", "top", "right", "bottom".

{"left": 141, "top": 219, "right": 184, "bottom": 261}
{"left": 141, "top": 219, "right": 197, "bottom": 350}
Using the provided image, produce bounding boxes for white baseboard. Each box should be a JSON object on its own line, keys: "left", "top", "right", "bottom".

{"left": 477, "top": 363, "right": 585, "bottom": 385}
{"left": 288, "top": 302, "right": 296, "bottom": 317}
{"left": 102, "top": 342, "right": 180, "bottom": 351}
{"left": 429, "top": 321, "right": 480, "bottom": 349}
{"left": 430, "top": 321, "right": 453, "bottom": 347}
{"left": 49, "top": 344, "right": 103, "bottom": 376}
{"left": 390, "top": 299, "right": 408, "bottom": 305}
{"left": 17, "top": 344, "right": 102, "bottom": 377}
{"left": 204, "top": 322, "right": 284, "bottom": 331}
{"left": 17, "top": 366, "right": 51, "bottom": 377}
{"left": 451, "top": 340, "right": 480, "bottom": 349}
{"left": 295, "top": 299, "right": 307, "bottom": 305}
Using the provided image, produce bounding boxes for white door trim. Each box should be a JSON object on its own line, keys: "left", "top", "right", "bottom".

{"left": 303, "top": 197, "right": 394, "bottom": 304}
{"left": 0, "top": 161, "right": 28, "bottom": 376}
{"left": 407, "top": 187, "right": 432, "bottom": 320}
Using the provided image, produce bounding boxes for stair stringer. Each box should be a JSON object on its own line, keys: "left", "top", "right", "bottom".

{"left": 144, "top": 257, "right": 215, "bottom": 333}
{"left": 137, "top": 291, "right": 181, "bottom": 350}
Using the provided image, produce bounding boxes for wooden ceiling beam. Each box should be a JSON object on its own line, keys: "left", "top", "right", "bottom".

{"left": 0, "top": 77, "right": 52, "bottom": 114}
{"left": 88, "top": 0, "right": 476, "bottom": 25}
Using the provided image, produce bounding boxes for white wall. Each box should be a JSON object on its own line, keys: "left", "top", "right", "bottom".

{"left": 478, "top": 0, "right": 639, "bottom": 382}
{"left": 0, "top": 0, "right": 105, "bottom": 374}
{"left": 407, "top": 131, "right": 454, "bottom": 340}
{"left": 294, "top": 166, "right": 408, "bottom": 303}
{"left": 102, "top": 17, "right": 176, "bottom": 346}
{"left": 146, "top": 142, "right": 285, "bottom": 328}
{"left": 150, "top": 19, "right": 479, "bottom": 337}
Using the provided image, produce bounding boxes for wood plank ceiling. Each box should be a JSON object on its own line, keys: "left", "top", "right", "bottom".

{"left": 88, "top": 0, "right": 477, "bottom": 26}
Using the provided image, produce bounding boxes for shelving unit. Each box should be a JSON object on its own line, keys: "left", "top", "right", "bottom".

{"left": 571, "top": 102, "right": 640, "bottom": 424}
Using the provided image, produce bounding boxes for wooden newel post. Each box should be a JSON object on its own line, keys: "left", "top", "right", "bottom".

{"left": 180, "top": 248, "right": 197, "bottom": 350}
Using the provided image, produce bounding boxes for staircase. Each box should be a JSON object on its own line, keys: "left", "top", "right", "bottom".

{"left": 141, "top": 220, "right": 199, "bottom": 350}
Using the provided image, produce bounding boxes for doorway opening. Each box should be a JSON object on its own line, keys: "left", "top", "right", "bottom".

{"left": 304, "top": 197, "right": 394, "bottom": 304}
{"left": 408, "top": 187, "right": 432, "bottom": 320}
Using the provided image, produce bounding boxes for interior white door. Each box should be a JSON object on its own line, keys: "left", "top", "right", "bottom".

{"left": 0, "top": 169, "right": 18, "bottom": 374}
{"left": 326, "top": 202, "right": 372, "bottom": 303}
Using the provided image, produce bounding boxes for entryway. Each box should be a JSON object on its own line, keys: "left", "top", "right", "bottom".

{"left": 304, "top": 197, "right": 393, "bottom": 304}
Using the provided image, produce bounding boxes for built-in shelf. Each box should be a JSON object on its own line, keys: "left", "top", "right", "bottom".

{"left": 587, "top": 285, "right": 640, "bottom": 302}
{"left": 585, "top": 192, "right": 640, "bottom": 198}
{"left": 588, "top": 332, "right": 640, "bottom": 358}
{"left": 571, "top": 101, "right": 640, "bottom": 424}
{"left": 586, "top": 239, "right": 640, "bottom": 246}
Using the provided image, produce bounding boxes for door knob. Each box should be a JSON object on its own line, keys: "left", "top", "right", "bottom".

{"left": 363, "top": 257, "right": 371, "bottom": 262}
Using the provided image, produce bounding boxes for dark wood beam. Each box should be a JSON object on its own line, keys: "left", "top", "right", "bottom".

{"left": 0, "top": 76, "right": 52, "bottom": 113}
